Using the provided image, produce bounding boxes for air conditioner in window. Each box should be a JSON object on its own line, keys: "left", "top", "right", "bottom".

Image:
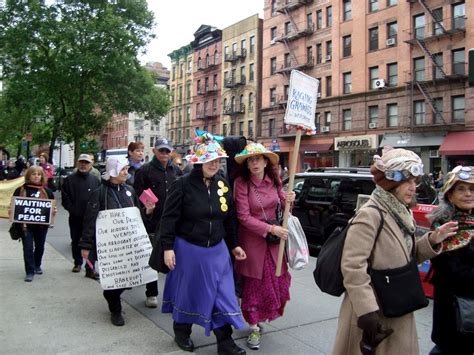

{"left": 386, "top": 38, "right": 396, "bottom": 46}
{"left": 325, "top": 55, "right": 332, "bottom": 62}
{"left": 369, "top": 122, "right": 378, "bottom": 129}
{"left": 321, "top": 126, "right": 330, "bottom": 133}
{"left": 317, "top": 92, "right": 321, "bottom": 98}
{"left": 270, "top": 39, "right": 276, "bottom": 45}
{"left": 374, "top": 79, "right": 386, "bottom": 89}
{"left": 429, "top": 150, "right": 439, "bottom": 158}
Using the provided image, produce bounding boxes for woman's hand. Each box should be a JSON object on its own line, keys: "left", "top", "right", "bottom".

{"left": 232, "top": 246, "right": 247, "bottom": 260}
{"left": 429, "top": 221, "right": 459, "bottom": 245}
{"left": 81, "top": 249, "right": 90, "bottom": 260}
{"left": 144, "top": 201, "right": 155, "bottom": 215}
{"left": 270, "top": 225, "right": 289, "bottom": 240}
{"left": 286, "top": 191, "right": 296, "bottom": 203}
{"left": 164, "top": 250, "right": 176, "bottom": 271}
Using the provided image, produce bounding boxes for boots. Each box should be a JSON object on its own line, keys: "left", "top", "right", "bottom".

{"left": 173, "top": 322, "right": 194, "bottom": 352}
{"left": 214, "top": 324, "right": 246, "bottom": 355}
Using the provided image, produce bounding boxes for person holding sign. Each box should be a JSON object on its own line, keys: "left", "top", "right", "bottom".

{"left": 11, "top": 166, "right": 55, "bottom": 282}
{"left": 80, "top": 157, "right": 155, "bottom": 326}
{"left": 233, "top": 143, "right": 295, "bottom": 350}
{"left": 160, "top": 134, "right": 247, "bottom": 355}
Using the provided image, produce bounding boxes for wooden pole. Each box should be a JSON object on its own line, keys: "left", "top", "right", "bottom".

{"left": 276, "top": 128, "right": 302, "bottom": 276}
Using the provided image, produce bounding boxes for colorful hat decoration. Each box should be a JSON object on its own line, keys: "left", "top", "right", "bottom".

{"left": 189, "top": 133, "right": 228, "bottom": 164}
{"left": 234, "top": 142, "right": 279, "bottom": 166}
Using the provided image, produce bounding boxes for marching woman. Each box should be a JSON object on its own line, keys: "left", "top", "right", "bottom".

{"left": 38, "top": 152, "right": 55, "bottom": 189}
{"left": 160, "top": 134, "right": 247, "bottom": 355}
{"left": 428, "top": 166, "right": 474, "bottom": 355}
{"left": 11, "top": 166, "right": 55, "bottom": 282}
{"left": 233, "top": 143, "right": 295, "bottom": 350}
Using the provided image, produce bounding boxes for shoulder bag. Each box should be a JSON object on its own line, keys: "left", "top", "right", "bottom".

{"left": 453, "top": 295, "right": 474, "bottom": 334}
{"left": 251, "top": 183, "right": 282, "bottom": 244}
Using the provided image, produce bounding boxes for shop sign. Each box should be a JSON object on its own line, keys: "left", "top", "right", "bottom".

{"left": 335, "top": 135, "right": 377, "bottom": 151}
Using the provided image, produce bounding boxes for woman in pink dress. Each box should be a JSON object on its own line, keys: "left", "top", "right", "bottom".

{"left": 38, "top": 152, "right": 54, "bottom": 189}
{"left": 233, "top": 143, "right": 295, "bottom": 351}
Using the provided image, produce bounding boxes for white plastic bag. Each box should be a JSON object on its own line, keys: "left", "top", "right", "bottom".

{"left": 286, "top": 214, "right": 309, "bottom": 270}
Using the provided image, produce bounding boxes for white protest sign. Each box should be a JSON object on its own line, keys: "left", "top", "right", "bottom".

{"left": 284, "top": 70, "right": 319, "bottom": 131}
{"left": 95, "top": 206, "right": 157, "bottom": 290}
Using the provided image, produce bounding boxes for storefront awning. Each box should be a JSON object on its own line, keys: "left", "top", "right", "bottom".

{"left": 379, "top": 133, "right": 445, "bottom": 148}
{"left": 301, "top": 143, "right": 333, "bottom": 153}
{"left": 439, "top": 131, "right": 474, "bottom": 156}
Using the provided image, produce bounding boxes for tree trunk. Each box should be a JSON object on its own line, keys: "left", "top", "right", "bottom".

{"left": 74, "top": 136, "right": 81, "bottom": 162}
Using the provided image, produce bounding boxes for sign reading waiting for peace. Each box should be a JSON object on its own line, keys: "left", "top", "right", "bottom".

{"left": 284, "top": 70, "right": 319, "bottom": 131}
{"left": 95, "top": 207, "right": 157, "bottom": 290}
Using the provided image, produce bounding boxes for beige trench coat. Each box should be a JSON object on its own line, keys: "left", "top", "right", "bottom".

{"left": 332, "top": 196, "right": 439, "bottom": 355}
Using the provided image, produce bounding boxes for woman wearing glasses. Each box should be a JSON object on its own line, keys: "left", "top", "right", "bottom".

{"left": 428, "top": 166, "right": 474, "bottom": 355}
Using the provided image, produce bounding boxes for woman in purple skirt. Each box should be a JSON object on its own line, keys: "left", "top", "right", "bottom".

{"left": 160, "top": 134, "right": 247, "bottom": 355}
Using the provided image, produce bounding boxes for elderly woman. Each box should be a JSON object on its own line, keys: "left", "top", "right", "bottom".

{"left": 160, "top": 134, "right": 247, "bottom": 355}
{"left": 333, "top": 148, "right": 458, "bottom": 355}
{"left": 233, "top": 143, "right": 295, "bottom": 351}
{"left": 428, "top": 166, "right": 474, "bottom": 355}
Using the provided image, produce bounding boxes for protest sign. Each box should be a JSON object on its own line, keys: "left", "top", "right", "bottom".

{"left": 0, "top": 177, "right": 25, "bottom": 218}
{"left": 10, "top": 196, "right": 55, "bottom": 225}
{"left": 95, "top": 206, "right": 158, "bottom": 290}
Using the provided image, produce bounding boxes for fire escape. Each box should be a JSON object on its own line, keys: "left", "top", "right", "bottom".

{"left": 223, "top": 48, "right": 247, "bottom": 118}
{"left": 406, "top": 0, "right": 466, "bottom": 124}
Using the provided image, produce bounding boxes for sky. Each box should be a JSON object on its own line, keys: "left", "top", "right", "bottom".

{"left": 141, "top": 0, "right": 264, "bottom": 68}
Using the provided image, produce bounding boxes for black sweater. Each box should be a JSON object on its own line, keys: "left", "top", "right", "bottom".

{"left": 61, "top": 171, "right": 101, "bottom": 217}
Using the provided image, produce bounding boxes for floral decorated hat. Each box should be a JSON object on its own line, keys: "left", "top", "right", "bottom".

{"left": 234, "top": 142, "right": 279, "bottom": 166}
{"left": 189, "top": 133, "right": 228, "bottom": 164}
{"left": 441, "top": 165, "right": 474, "bottom": 198}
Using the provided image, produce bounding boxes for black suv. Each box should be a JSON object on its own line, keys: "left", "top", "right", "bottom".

{"left": 284, "top": 167, "right": 437, "bottom": 256}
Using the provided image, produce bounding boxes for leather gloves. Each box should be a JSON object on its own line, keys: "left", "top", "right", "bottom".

{"left": 357, "top": 311, "right": 394, "bottom": 355}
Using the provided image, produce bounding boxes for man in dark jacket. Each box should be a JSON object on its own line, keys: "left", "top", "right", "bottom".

{"left": 61, "top": 154, "right": 101, "bottom": 279}
{"left": 133, "top": 137, "right": 182, "bottom": 308}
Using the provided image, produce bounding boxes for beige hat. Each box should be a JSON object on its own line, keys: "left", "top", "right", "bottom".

{"left": 441, "top": 165, "right": 474, "bottom": 197}
{"left": 234, "top": 143, "right": 279, "bottom": 166}
{"left": 77, "top": 154, "right": 93, "bottom": 163}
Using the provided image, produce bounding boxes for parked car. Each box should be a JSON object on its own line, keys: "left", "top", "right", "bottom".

{"left": 283, "top": 167, "right": 437, "bottom": 256}
{"left": 52, "top": 167, "right": 75, "bottom": 191}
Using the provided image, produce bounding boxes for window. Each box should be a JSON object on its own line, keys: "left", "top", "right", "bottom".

{"left": 248, "top": 120, "right": 254, "bottom": 138}
{"left": 270, "top": 88, "right": 277, "bottom": 106}
{"left": 369, "top": 106, "right": 378, "bottom": 125}
{"left": 433, "top": 53, "right": 443, "bottom": 80}
{"left": 285, "top": 22, "right": 293, "bottom": 35}
{"left": 240, "top": 66, "right": 245, "bottom": 83}
{"left": 248, "top": 93, "right": 254, "bottom": 112}
{"left": 284, "top": 85, "right": 289, "bottom": 100}
{"left": 369, "top": 0, "right": 378, "bottom": 12}
{"left": 270, "top": 57, "right": 277, "bottom": 75}
{"left": 343, "top": 35, "right": 351, "bottom": 57}
{"left": 326, "top": 41, "right": 332, "bottom": 58}
{"left": 387, "top": 22, "right": 397, "bottom": 42}
{"left": 230, "top": 122, "right": 235, "bottom": 135}
{"left": 186, "top": 81, "right": 191, "bottom": 98}
{"left": 197, "top": 80, "right": 201, "bottom": 94}
{"left": 284, "top": 53, "right": 291, "bottom": 67}
{"left": 432, "top": 8, "right": 443, "bottom": 36}
{"left": 413, "top": 14, "right": 425, "bottom": 39}
{"left": 241, "top": 39, "right": 246, "bottom": 52}
{"left": 343, "top": 109, "right": 352, "bottom": 130}
{"left": 178, "top": 107, "right": 182, "bottom": 122}
{"left": 249, "top": 63, "right": 254, "bottom": 81}
{"left": 213, "top": 74, "right": 218, "bottom": 89}
{"left": 316, "top": 77, "right": 322, "bottom": 97}
{"left": 343, "top": 72, "right": 352, "bottom": 94}
{"left": 452, "top": 96, "right": 465, "bottom": 122}
{"left": 186, "top": 106, "right": 191, "bottom": 121}
{"left": 250, "top": 35, "right": 255, "bottom": 54}
{"left": 307, "top": 13, "right": 313, "bottom": 28}
{"left": 414, "top": 57, "right": 425, "bottom": 81}
{"left": 307, "top": 46, "right": 313, "bottom": 63}
{"left": 149, "top": 136, "right": 154, "bottom": 148}
{"left": 433, "top": 98, "right": 443, "bottom": 124}
{"left": 387, "top": 104, "right": 398, "bottom": 127}
{"left": 271, "top": 0, "right": 277, "bottom": 14}
{"left": 387, "top": 0, "right": 397, "bottom": 6}
{"left": 326, "top": 76, "right": 332, "bottom": 97}
{"left": 223, "top": 123, "right": 228, "bottom": 136}
{"left": 239, "top": 95, "right": 244, "bottom": 111}
{"left": 369, "top": 27, "right": 378, "bottom": 51}
{"left": 343, "top": 0, "right": 352, "bottom": 21}
{"left": 387, "top": 63, "right": 398, "bottom": 86}
{"left": 324, "top": 112, "right": 331, "bottom": 125}
{"left": 212, "top": 99, "right": 217, "bottom": 114}
{"left": 180, "top": 63, "right": 184, "bottom": 78}
{"left": 452, "top": 48, "right": 465, "bottom": 75}
{"left": 369, "top": 66, "right": 379, "bottom": 89}
{"left": 239, "top": 121, "right": 244, "bottom": 136}
{"left": 316, "top": 10, "right": 322, "bottom": 29}
{"left": 326, "top": 6, "right": 332, "bottom": 27}
{"left": 271, "top": 27, "right": 277, "bottom": 41}
{"left": 414, "top": 100, "right": 426, "bottom": 125}
{"left": 452, "top": 2, "right": 465, "bottom": 30}
{"left": 316, "top": 44, "right": 322, "bottom": 64}
{"left": 269, "top": 118, "right": 276, "bottom": 137}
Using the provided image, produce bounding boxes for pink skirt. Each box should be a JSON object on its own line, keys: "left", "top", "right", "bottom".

{"left": 240, "top": 248, "right": 291, "bottom": 325}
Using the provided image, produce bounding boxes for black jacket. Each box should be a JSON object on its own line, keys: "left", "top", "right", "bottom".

{"left": 1, "top": 167, "right": 19, "bottom": 180}
{"left": 159, "top": 167, "right": 237, "bottom": 251}
{"left": 61, "top": 171, "right": 101, "bottom": 218}
{"left": 133, "top": 158, "right": 182, "bottom": 234}
{"left": 79, "top": 180, "right": 139, "bottom": 250}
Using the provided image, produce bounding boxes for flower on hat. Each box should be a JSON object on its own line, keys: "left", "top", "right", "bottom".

{"left": 189, "top": 133, "right": 227, "bottom": 164}
{"left": 234, "top": 142, "right": 279, "bottom": 166}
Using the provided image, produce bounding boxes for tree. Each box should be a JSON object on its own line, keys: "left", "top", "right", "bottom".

{"left": 0, "top": 0, "right": 170, "bottom": 160}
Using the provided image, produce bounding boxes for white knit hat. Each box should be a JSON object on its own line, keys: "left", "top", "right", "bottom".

{"left": 102, "top": 157, "right": 129, "bottom": 180}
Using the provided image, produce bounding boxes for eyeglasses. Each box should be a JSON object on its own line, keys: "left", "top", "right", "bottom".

{"left": 452, "top": 165, "right": 472, "bottom": 180}
{"left": 158, "top": 148, "right": 171, "bottom": 153}
{"left": 453, "top": 184, "right": 474, "bottom": 194}
{"left": 384, "top": 163, "right": 424, "bottom": 182}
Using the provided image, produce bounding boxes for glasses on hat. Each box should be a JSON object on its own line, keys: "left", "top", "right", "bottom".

{"left": 452, "top": 165, "right": 472, "bottom": 180}
{"left": 384, "top": 163, "right": 424, "bottom": 182}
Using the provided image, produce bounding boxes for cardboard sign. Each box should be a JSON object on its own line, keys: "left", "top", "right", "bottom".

{"left": 10, "top": 196, "right": 55, "bottom": 225}
{"left": 284, "top": 70, "right": 319, "bottom": 130}
{"left": 0, "top": 177, "right": 25, "bottom": 219}
{"left": 95, "top": 206, "right": 158, "bottom": 290}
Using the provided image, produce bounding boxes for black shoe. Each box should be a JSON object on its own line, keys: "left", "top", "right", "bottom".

{"left": 218, "top": 343, "right": 246, "bottom": 355}
{"left": 24, "top": 274, "right": 34, "bottom": 282}
{"left": 72, "top": 265, "right": 81, "bottom": 273}
{"left": 110, "top": 312, "right": 124, "bottom": 326}
{"left": 174, "top": 337, "right": 194, "bottom": 352}
{"left": 85, "top": 270, "right": 100, "bottom": 280}
{"left": 35, "top": 267, "right": 43, "bottom": 275}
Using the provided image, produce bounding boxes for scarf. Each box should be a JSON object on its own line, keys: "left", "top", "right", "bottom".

{"left": 433, "top": 209, "right": 474, "bottom": 252}
{"left": 128, "top": 158, "right": 142, "bottom": 171}
{"left": 373, "top": 186, "right": 415, "bottom": 251}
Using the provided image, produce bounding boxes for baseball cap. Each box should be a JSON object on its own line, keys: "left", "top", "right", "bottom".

{"left": 77, "top": 154, "right": 93, "bottom": 163}
{"left": 154, "top": 138, "right": 173, "bottom": 151}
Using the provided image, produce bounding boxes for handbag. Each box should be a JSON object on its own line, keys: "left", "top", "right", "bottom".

{"left": 453, "top": 295, "right": 474, "bottom": 334}
{"left": 148, "top": 233, "right": 169, "bottom": 274}
{"left": 9, "top": 223, "right": 25, "bottom": 241}
{"left": 252, "top": 183, "right": 282, "bottom": 244}
{"left": 286, "top": 214, "right": 309, "bottom": 270}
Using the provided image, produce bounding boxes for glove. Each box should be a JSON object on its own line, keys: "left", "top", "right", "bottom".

{"left": 357, "top": 312, "right": 394, "bottom": 355}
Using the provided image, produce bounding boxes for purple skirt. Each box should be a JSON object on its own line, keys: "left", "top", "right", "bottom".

{"left": 162, "top": 237, "right": 245, "bottom": 336}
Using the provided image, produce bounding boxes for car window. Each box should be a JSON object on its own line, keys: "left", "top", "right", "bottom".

{"left": 307, "top": 178, "right": 330, "bottom": 201}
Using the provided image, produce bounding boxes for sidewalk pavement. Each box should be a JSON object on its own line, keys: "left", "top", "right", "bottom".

{"left": 0, "top": 203, "right": 436, "bottom": 354}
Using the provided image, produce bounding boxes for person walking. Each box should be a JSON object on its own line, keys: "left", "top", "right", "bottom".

{"left": 126, "top": 141, "right": 144, "bottom": 186}
{"left": 233, "top": 143, "right": 295, "bottom": 350}
{"left": 11, "top": 166, "right": 56, "bottom": 282}
{"left": 1, "top": 159, "right": 19, "bottom": 180}
{"left": 38, "top": 152, "right": 54, "bottom": 189}
{"left": 428, "top": 165, "right": 474, "bottom": 355}
{"left": 80, "top": 157, "right": 155, "bottom": 326}
{"left": 133, "top": 137, "right": 182, "bottom": 308}
{"left": 333, "top": 147, "right": 458, "bottom": 355}
{"left": 160, "top": 134, "right": 247, "bottom": 355}
{"left": 61, "top": 154, "right": 101, "bottom": 278}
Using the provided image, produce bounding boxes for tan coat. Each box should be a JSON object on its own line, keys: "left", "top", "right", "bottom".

{"left": 332, "top": 196, "right": 439, "bottom": 355}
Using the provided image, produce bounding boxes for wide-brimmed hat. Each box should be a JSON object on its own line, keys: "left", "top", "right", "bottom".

{"left": 102, "top": 156, "right": 129, "bottom": 180}
{"left": 234, "top": 143, "right": 279, "bottom": 166}
{"left": 441, "top": 166, "right": 474, "bottom": 198}
{"left": 370, "top": 147, "right": 423, "bottom": 191}
{"left": 189, "top": 133, "right": 228, "bottom": 164}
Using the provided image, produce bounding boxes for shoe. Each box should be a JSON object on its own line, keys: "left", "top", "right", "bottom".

{"left": 85, "top": 270, "right": 100, "bottom": 280}
{"left": 218, "top": 343, "right": 247, "bottom": 355}
{"left": 145, "top": 296, "right": 158, "bottom": 308}
{"left": 35, "top": 267, "right": 43, "bottom": 275}
{"left": 246, "top": 329, "right": 261, "bottom": 350}
{"left": 110, "top": 312, "right": 124, "bottom": 326}
{"left": 72, "top": 265, "right": 81, "bottom": 273}
{"left": 174, "top": 337, "right": 194, "bottom": 352}
{"left": 24, "top": 274, "right": 34, "bottom": 282}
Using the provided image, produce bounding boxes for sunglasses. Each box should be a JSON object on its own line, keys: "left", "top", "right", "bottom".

{"left": 452, "top": 165, "right": 472, "bottom": 180}
{"left": 384, "top": 163, "right": 424, "bottom": 182}
{"left": 158, "top": 148, "right": 171, "bottom": 153}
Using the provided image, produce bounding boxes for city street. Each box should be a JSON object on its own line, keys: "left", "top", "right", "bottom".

{"left": 1, "top": 193, "right": 436, "bottom": 354}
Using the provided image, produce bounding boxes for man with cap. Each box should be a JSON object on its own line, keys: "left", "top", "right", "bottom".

{"left": 134, "top": 137, "right": 182, "bottom": 308}
{"left": 62, "top": 153, "right": 101, "bottom": 278}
